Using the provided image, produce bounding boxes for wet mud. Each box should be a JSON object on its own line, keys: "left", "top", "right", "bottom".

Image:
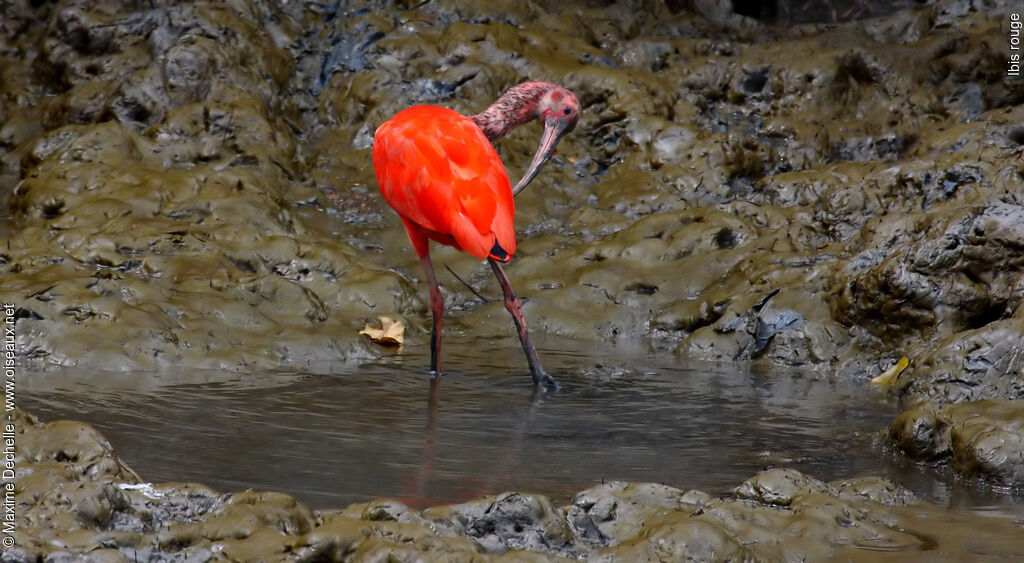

{"left": 3, "top": 0, "right": 1024, "bottom": 558}
{"left": 10, "top": 408, "right": 1024, "bottom": 561}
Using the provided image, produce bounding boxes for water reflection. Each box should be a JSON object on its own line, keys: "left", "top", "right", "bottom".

{"left": 17, "top": 341, "right": 1024, "bottom": 515}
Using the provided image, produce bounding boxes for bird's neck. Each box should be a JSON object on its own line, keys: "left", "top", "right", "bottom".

{"left": 471, "top": 81, "right": 556, "bottom": 141}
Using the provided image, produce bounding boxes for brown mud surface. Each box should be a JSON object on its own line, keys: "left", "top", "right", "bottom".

{"left": 3, "top": 0, "right": 1024, "bottom": 559}
{"left": 9, "top": 407, "right": 1024, "bottom": 562}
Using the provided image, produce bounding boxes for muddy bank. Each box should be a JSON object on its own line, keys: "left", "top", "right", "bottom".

{"left": 0, "top": 0, "right": 1018, "bottom": 375}
{"left": 8, "top": 407, "right": 1024, "bottom": 561}
{"left": 1, "top": 0, "right": 419, "bottom": 371}
{"left": 889, "top": 399, "right": 1024, "bottom": 486}
{"left": 3, "top": 0, "right": 1024, "bottom": 511}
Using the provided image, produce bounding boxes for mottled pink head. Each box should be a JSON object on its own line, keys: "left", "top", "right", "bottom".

{"left": 472, "top": 81, "right": 581, "bottom": 195}
{"left": 537, "top": 87, "right": 581, "bottom": 133}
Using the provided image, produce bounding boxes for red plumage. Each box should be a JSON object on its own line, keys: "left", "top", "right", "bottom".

{"left": 373, "top": 105, "right": 516, "bottom": 262}
{"left": 369, "top": 81, "right": 579, "bottom": 387}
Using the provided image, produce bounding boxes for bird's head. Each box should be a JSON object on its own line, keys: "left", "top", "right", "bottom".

{"left": 511, "top": 86, "right": 581, "bottom": 196}
{"left": 539, "top": 87, "right": 581, "bottom": 134}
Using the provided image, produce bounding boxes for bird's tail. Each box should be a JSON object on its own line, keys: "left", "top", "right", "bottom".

{"left": 489, "top": 239, "right": 512, "bottom": 262}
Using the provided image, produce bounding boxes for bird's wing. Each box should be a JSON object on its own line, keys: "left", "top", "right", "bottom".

{"left": 373, "top": 106, "right": 516, "bottom": 260}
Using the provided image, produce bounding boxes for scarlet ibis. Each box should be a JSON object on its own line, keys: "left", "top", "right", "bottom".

{"left": 372, "top": 81, "right": 580, "bottom": 389}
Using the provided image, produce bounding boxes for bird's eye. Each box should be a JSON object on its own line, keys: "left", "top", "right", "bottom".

{"left": 563, "top": 106, "right": 572, "bottom": 116}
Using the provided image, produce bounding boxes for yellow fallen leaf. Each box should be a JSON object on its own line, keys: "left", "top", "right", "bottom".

{"left": 360, "top": 316, "right": 405, "bottom": 346}
{"left": 871, "top": 356, "right": 908, "bottom": 386}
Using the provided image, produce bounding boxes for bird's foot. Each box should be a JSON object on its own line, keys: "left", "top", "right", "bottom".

{"left": 534, "top": 370, "right": 560, "bottom": 391}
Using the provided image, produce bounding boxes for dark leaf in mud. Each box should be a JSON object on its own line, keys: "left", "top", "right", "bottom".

{"left": 752, "top": 309, "right": 804, "bottom": 358}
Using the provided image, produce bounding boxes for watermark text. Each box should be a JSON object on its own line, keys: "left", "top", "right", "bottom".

{"left": 1009, "top": 13, "right": 1021, "bottom": 77}
{"left": 3, "top": 303, "right": 15, "bottom": 547}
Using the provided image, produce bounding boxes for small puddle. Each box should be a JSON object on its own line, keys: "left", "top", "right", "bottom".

{"left": 17, "top": 341, "right": 1024, "bottom": 515}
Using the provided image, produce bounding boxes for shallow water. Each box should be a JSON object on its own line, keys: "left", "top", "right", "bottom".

{"left": 18, "top": 340, "right": 1024, "bottom": 515}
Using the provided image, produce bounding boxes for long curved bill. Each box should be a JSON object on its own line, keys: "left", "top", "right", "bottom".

{"left": 511, "top": 120, "right": 571, "bottom": 196}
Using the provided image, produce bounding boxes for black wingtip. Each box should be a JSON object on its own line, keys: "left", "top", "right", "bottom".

{"left": 489, "top": 240, "right": 511, "bottom": 262}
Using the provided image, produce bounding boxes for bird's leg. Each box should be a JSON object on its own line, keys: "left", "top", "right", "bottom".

{"left": 487, "top": 258, "right": 559, "bottom": 390}
{"left": 420, "top": 254, "right": 444, "bottom": 378}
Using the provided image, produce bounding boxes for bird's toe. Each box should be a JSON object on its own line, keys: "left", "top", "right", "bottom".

{"left": 536, "top": 372, "right": 560, "bottom": 392}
